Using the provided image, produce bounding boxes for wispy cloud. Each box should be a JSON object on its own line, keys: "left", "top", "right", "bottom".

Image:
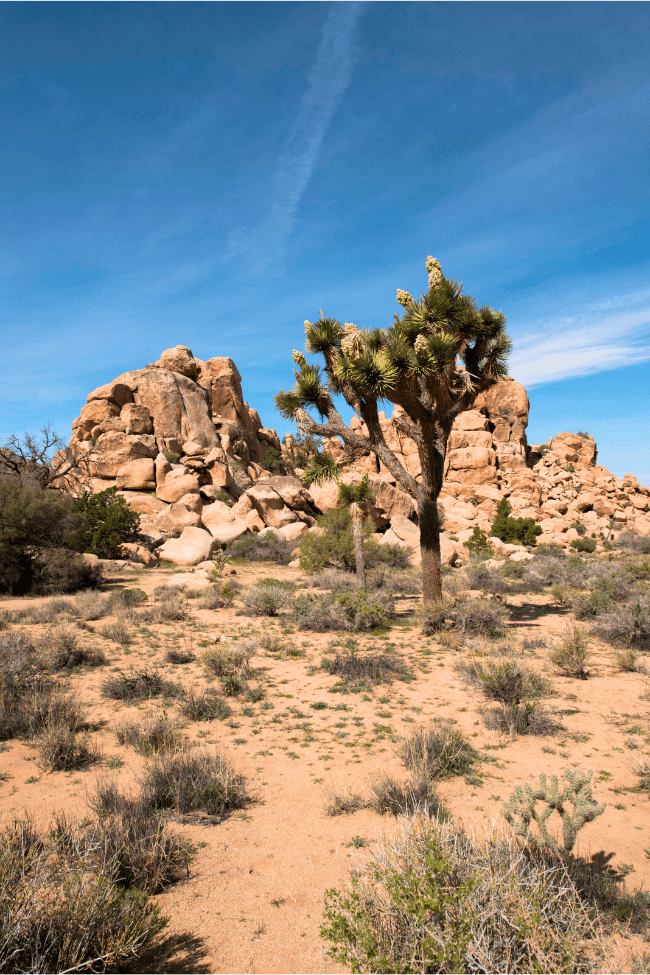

{"left": 510, "top": 289, "right": 650, "bottom": 386}
{"left": 227, "top": 2, "right": 364, "bottom": 273}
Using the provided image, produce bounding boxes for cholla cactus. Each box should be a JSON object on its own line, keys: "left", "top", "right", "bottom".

{"left": 414, "top": 333, "right": 429, "bottom": 358}
{"left": 292, "top": 350, "right": 306, "bottom": 367}
{"left": 426, "top": 256, "right": 443, "bottom": 289}
{"left": 396, "top": 289, "right": 413, "bottom": 307}
{"left": 502, "top": 768, "right": 606, "bottom": 852}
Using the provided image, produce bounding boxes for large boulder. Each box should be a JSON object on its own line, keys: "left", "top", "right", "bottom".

{"left": 87, "top": 432, "right": 158, "bottom": 477}
{"left": 157, "top": 526, "right": 219, "bottom": 566}
{"left": 156, "top": 501, "right": 203, "bottom": 534}
{"left": 156, "top": 474, "right": 201, "bottom": 504}
{"left": 201, "top": 501, "right": 249, "bottom": 544}
{"left": 115, "top": 457, "right": 155, "bottom": 490}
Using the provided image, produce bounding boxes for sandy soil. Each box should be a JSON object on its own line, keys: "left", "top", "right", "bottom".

{"left": 1, "top": 559, "right": 649, "bottom": 973}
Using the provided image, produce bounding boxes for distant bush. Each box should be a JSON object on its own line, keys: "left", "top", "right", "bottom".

{"left": 398, "top": 721, "right": 475, "bottom": 780}
{"left": 241, "top": 580, "right": 292, "bottom": 617}
{"left": 550, "top": 623, "right": 590, "bottom": 679}
{"left": 465, "top": 526, "right": 495, "bottom": 559}
{"left": 142, "top": 748, "right": 252, "bottom": 819}
{"left": 299, "top": 509, "right": 409, "bottom": 573}
{"left": 593, "top": 600, "right": 650, "bottom": 651}
{"left": 228, "top": 530, "right": 295, "bottom": 565}
{"left": 571, "top": 536, "right": 596, "bottom": 554}
{"left": 71, "top": 486, "right": 140, "bottom": 559}
{"left": 115, "top": 716, "right": 183, "bottom": 756}
{"left": 490, "top": 498, "right": 542, "bottom": 547}
{"left": 294, "top": 589, "right": 396, "bottom": 632}
{"left": 615, "top": 531, "right": 650, "bottom": 555}
{"left": 322, "top": 648, "right": 409, "bottom": 685}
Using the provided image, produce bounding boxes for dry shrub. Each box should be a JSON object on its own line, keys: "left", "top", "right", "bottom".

{"left": 144, "top": 589, "right": 188, "bottom": 622}
{"left": 114, "top": 716, "right": 184, "bottom": 755}
{"left": 165, "top": 647, "right": 196, "bottom": 665}
{"left": 197, "top": 585, "right": 226, "bottom": 610}
{"left": 323, "top": 786, "right": 368, "bottom": 816}
{"left": 241, "top": 581, "right": 292, "bottom": 617}
{"left": 321, "top": 816, "right": 607, "bottom": 974}
{"left": 101, "top": 669, "right": 172, "bottom": 702}
{"left": 551, "top": 623, "right": 591, "bottom": 678}
{"left": 593, "top": 600, "right": 650, "bottom": 651}
{"left": 613, "top": 646, "right": 645, "bottom": 673}
{"left": 322, "top": 649, "right": 409, "bottom": 686}
{"left": 367, "top": 773, "right": 445, "bottom": 818}
{"left": 0, "top": 817, "right": 167, "bottom": 974}
{"left": 37, "top": 627, "right": 106, "bottom": 670}
{"left": 35, "top": 721, "right": 99, "bottom": 771}
{"left": 100, "top": 615, "right": 134, "bottom": 646}
{"left": 180, "top": 688, "right": 231, "bottom": 722}
{"left": 142, "top": 747, "right": 252, "bottom": 819}
{"left": 456, "top": 657, "right": 551, "bottom": 705}
{"left": 482, "top": 700, "right": 560, "bottom": 737}
{"left": 72, "top": 589, "right": 108, "bottom": 620}
{"left": 397, "top": 721, "right": 475, "bottom": 779}
{"left": 201, "top": 640, "right": 256, "bottom": 696}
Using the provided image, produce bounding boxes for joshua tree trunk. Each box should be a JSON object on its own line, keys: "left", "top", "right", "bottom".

{"left": 350, "top": 503, "right": 367, "bottom": 590}
{"left": 418, "top": 494, "right": 443, "bottom": 604}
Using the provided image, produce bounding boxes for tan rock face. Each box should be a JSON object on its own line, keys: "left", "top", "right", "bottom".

{"left": 86, "top": 381, "right": 134, "bottom": 408}
{"left": 115, "top": 458, "right": 156, "bottom": 491}
{"left": 121, "top": 404, "right": 153, "bottom": 436}
{"left": 156, "top": 474, "right": 201, "bottom": 504}
{"left": 201, "top": 502, "right": 249, "bottom": 544}
{"left": 157, "top": 345, "right": 200, "bottom": 380}
{"left": 156, "top": 501, "right": 203, "bottom": 534}
{"left": 87, "top": 433, "right": 157, "bottom": 477}
{"left": 157, "top": 526, "right": 219, "bottom": 566}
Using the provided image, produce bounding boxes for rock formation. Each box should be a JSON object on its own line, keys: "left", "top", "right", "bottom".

{"left": 63, "top": 347, "right": 650, "bottom": 566}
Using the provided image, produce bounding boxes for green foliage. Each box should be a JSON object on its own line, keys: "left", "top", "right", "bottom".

{"left": 571, "top": 536, "right": 596, "bottom": 553}
{"left": 490, "top": 497, "right": 542, "bottom": 546}
{"left": 71, "top": 487, "right": 141, "bottom": 559}
{"left": 502, "top": 768, "right": 606, "bottom": 852}
{"left": 261, "top": 445, "right": 293, "bottom": 476}
{"left": 570, "top": 521, "right": 586, "bottom": 536}
{"left": 299, "top": 508, "right": 408, "bottom": 573}
{"left": 0, "top": 478, "right": 100, "bottom": 595}
{"left": 322, "top": 825, "right": 475, "bottom": 974}
{"left": 163, "top": 451, "right": 180, "bottom": 464}
{"left": 465, "top": 525, "right": 495, "bottom": 558}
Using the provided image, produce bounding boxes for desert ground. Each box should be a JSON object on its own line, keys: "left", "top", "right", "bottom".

{"left": 1, "top": 547, "right": 649, "bottom": 974}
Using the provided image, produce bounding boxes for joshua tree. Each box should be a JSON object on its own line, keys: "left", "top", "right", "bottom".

{"left": 304, "top": 455, "right": 374, "bottom": 589}
{"left": 275, "top": 256, "right": 511, "bottom": 603}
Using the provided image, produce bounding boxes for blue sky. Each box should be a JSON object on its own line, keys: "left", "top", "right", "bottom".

{"left": 2, "top": 2, "right": 650, "bottom": 481}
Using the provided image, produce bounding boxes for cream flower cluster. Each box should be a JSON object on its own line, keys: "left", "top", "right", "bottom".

{"left": 426, "top": 256, "right": 443, "bottom": 289}
{"left": 396, "top": 289, "right": 413, "bottom": 307}
{"left": 292, "top": 350, "right": 306, "bottom": 367}
{"left": 341, "top": 323, "right": 362, "bottom": 359}
{"left": 414, "top": 333, "right": 429, "bottom": 358}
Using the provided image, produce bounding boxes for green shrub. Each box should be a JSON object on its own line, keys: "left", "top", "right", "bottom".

{"left": 571, "top": 536, "right": 596, "bottom": 553}
{"left": 241, "top": 580, "right": 292, "bottom": 616}
{"left": 321, "top": 817, "right": 602, "bottom": 974}
{"left": 570, "top": 521, "right": 586, "bottom": 536}
{"left": 228, "top": 531, "right": 295, "bottom": 564}
{"left": 465, "top": 526, "right": 495, "bottom": 559}
{"left": 299, "top": 508, "right": 409, "bottom": 573}
{"left": 163, "top": 451, "right": 181, "bottom": 464}
{"left": 398, "top": 721, "right": 475, "bottom": 779}
{"left": 490, "top": 497, "right": 542, "bottom": 547}
{"left": 294, "top": 589, "right": 395, "bottom": 633}
{"left": 71, "top": 487, "right": 141, "bottom": 559}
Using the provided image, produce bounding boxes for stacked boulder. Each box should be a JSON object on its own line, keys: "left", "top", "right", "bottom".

{"left": 65, "top": 346, "right": 317, "bottom": 565}
{"left": 65, "top": 348, "right": 650, "bottom": 567}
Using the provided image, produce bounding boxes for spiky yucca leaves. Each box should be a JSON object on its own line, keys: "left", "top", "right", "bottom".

{"left": 275, "top": 255, "right": 512, "bottom": 603}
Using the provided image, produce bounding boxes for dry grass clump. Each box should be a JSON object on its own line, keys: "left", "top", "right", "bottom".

{"left": 613, "top": 646, "right": 646, "bottom": 673}
{"left": 143, "top": 588, "right": 188, "bottom": 622}
{"left": 180, "top": 688, "right": 231, "bottom": 722}
{"left": 142, "top": 747, "right": 253, "bottom": 820}
{"left": 323, "top": 786, "right": 368, "bottom": 816}
{"left": 593, "top": 599, "right": 650, "bottom": 652}
{"left": 114, "top": 715, "right": 184, "bottom": 755}
{"left": 311, "top": 569, "right": 357, "bottom": 591}
{"left": 165, "top": 646, "right": 196, "bottom": 664}
{"left": 417, "top": 595, "right": 509, "bottom": 638}
{"left": 37, "top": 626, "right": 106, "bottom": 670}
{"left": 397, "top": 721, "right": 476, "bottom": 780}
{"left": 550, "top": 623, "right": 591, "bottom": 679}
{"left": 35, "top": 720, "right": 99, "bottom": 771}
{"left": 241, "top": 580, "right": 293, "bottom": 617}
{"left": 201, "top": 640, "right": 256, "bottom": 696}
{"left": 367, "top": 773, "right": 445, "bottom": 818}
{"left": 72, "top": 589, "right": 108, "bottom": 620}
{"left": 294, "top": 589, "right": 396, "bottom": 633}
{"left": 322, "top": 648, "right": 409, "bottom": 686}
{"left": 100, "top": 615, "right": 134, "bottom": 645}
{"left": 17, "top": 597, "right": 75, "bottom": 625}
{"left": 0, "top": 816, "right": 168, "bottom": 974}
{"left": 101, "top": 668, "right": 177, "bottom": 702}
{"left": 321, "top": 816, "right": 608, "bottom": 974}
{"left": 197, "top": 585, "right": 226, "bottom": 610}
